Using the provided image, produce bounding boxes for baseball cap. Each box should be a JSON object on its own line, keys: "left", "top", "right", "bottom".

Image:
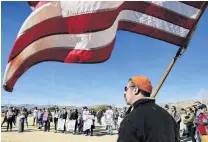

{"left": 131, "top": 76, "right": 153, "bottom": 94}
{"left": 198, "top": 104, "right": 207, "bottom": 109}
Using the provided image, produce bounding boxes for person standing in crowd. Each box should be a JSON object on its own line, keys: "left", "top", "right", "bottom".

{"left": 194, "top": 101, "right": 202, "bottom": 142}
{"left": 53, "top": 107, "right": 59, "bottom": 133}
{"left": 83, "top": 107, "right": 89, "bottom": 134}
{"left": 70, "top": 109, "right": 78, "bottom": 134}
{"left": 37, "top": 109, "right": 43, "bottom": 129}
{"left": 105, "top": 106, "right": 114, "bottom": 135}
{"left": 117, "top": 108, "right": 124, "bottom": 130}
{"left": 170, "top": 106, "right": 181, "bottom": 134}
{"left": 18, "top": 107, "right": 27, "bottom": 132}
{"left": 12, "top": 107, "right": 17, "bottom": 126}
{"left": 23, "top": 107, "right": 29, "bottom": 128}
{"left": 113, "top": 108, "right": 119, "bottom": 130}
{"left": 1, "top": 108, "right": 8, "bottom": 127}
{"left": 184, "top": 107, "right": 196, "bottom": 142}
{"left": 6, "top": 107, "right": 14, "bottom": 132}
{"left": 84, "top": 110, "right": 95, "bottom": 136}
{"left": 96, "top": 109, "right": 102, "bottom": 125}
{"left": 180, "top": 108, "right": 187, "bottom": 137}
{"left": 194, "top": 104, "right": 208, "bottom": 142}
{"left": 60, "top": 107, "right": 68, "bottom": 133}
{"left": 33, "top": 107, "right": 38, "bottom": 126}
{"left": 117, "top": 76, "right": 178, "bottom": 142}
{"left": 191, "top": 105, "right": 201, "bottom": 142}
{"left": 42, "top": 108, "right": 52, "bottom": 132}
{"left": 77, "top": 112, "right": 83, "bottom": 134}
{"left": 194, "top": 101, "right": 202, "bottom": 117}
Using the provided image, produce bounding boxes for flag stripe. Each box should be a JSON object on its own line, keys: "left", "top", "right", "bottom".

{"left": 148, "top": 1, "right": 200, "bottom": 19}
{"left": 118, "top": 21, "right": 185, "bottom": 46}
{"left": 3, "top": 39, "right": 116, "bottom": 91}
{"left": 18, "top": 2, "right": 62, "bottom": 37}
{"left": 27, "top": 1, "right": 39, "bottom": 9}
{"left": 19, "top": 1, "right": 197, "bottom": 37}
{"left": 9, "top": 9, "right": 190, "bottom": 62}
{"left": 180, "top": 1, "right": 206, "bottom": 9}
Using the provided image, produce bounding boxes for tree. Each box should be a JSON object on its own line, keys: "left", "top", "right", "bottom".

{"left": 92, "top": 104, "right": 108, "bottom": 113}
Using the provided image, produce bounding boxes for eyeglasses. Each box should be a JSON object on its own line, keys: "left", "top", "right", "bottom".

{"left": 124, "top": 85, "right": 135, "bottom": 91}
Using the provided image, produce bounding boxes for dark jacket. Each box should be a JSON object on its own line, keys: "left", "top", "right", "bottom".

{"left": 70, "top": 111, "right": 78, "bottom": 120}
{"left": 117, "top": 99, "right": 178, "bottom": 142}
{"left": 60, "top": 112, "right": 67, "bottom": 119}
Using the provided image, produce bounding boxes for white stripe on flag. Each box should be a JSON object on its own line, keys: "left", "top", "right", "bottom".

{"left": 119, "top": 10, "right": 189, "bottom": 37}
{"left": 18, "top": 2, "right": 62, "bottom": 37}
{"left": 61, "top": 1, "right": 124, "bottom": 17}
{"left": 149, "top": 1, "right": 200, "bottom": 19}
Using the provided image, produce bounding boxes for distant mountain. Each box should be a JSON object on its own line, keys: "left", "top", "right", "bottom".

{"left": 4, "top": 100, "right": 208, "bottom": 109}
{"left": 158, "top": 100, "right": 208, "bottom": 109}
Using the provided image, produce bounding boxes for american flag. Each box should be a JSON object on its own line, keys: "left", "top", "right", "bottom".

{"left": 3, "top": 1, "right": 207, "bottom": 92}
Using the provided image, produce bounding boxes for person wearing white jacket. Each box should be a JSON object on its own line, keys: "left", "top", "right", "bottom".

{"left": 105, "top": 106, "right": 114, "bottom": 135}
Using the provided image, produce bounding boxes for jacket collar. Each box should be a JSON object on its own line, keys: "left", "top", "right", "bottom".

{"left": 125, "top": 98, "right": 155, "bottom": 115}
{"left": 133, "top": 98, "right": 155, "bottom": 109}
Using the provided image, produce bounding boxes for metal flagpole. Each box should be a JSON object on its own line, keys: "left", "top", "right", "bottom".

{"left": 151, "top": 2, "right": 208, "bottom": 98}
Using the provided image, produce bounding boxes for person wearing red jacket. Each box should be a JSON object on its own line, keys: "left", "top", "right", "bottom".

{"left": 194, "top": 104, "right": 208, "bottom": 142}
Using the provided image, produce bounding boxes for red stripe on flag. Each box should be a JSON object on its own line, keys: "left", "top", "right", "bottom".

{"left": 27, "top": 1, "right": 39, "bottom": 8}
{"left": 4, "top": 38, "right": 116, "bottom": 92}
{"left": 118, "top": 21, "right": 185, "bottom": 46}
{"left": 27, "top": 1, "right": 50, "bottom": 10}
{"left": 9, "top": 1, "right": 195, "bottom": 62}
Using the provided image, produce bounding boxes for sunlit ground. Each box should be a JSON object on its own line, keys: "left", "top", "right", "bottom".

{"left": 1, "top": 116, "right": 118, "bottom": 142}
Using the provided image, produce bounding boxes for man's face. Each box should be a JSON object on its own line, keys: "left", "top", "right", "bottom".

{"left": 124, "top": 81, "right": 136, "bottom": 105}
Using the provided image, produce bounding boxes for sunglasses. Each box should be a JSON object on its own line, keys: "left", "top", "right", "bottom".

{"left": 124, "top": 85, "right": 136, "bottom": 91}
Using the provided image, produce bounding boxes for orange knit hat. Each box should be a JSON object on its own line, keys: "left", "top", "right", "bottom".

{"left": 131, "top": 76, "right": 153, "bottom": 94}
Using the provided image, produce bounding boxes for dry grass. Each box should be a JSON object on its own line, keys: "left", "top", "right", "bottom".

{"left": 1, "top": 116, "right": 118, "bottom": 142}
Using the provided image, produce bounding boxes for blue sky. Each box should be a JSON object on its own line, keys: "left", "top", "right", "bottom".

{"left": 1, "top": 1, "right": 208, "bottom": 107}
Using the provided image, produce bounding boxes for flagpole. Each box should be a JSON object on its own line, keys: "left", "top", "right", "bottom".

{"left": 151, "top": 46, "right": 184, "bottom": 98}
{"left": 151, "top": 2, "right": 207, "bottom": 98}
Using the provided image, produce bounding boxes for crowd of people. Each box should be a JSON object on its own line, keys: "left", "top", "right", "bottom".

{"left": 2, "top": 101, "right": 208, "bottom": 141}
{"left": 1, "top": 105, "right": 128, "bottom": 136}
{"left": 164, "top": 101, "right": 208, "bottom": 142}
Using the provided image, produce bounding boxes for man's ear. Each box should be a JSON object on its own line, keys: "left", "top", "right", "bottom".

{"left": 133, "top": 86, "right": 140, "bottom": 95}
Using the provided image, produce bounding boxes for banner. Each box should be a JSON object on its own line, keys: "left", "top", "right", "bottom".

{"left": 66, "top": 120, "right": 76, "bottom": 132}
{"left": 57, "top": 119, "right": 65, "bottom": 131}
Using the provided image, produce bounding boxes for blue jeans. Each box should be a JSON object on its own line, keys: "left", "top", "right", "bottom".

{"left": 108, "top": 125, "right": 112, "bottom": 134}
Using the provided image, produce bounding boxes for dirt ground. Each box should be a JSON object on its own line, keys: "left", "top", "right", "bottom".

{"left": 1, "top": 116, "right": 118, "bottom": 142}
